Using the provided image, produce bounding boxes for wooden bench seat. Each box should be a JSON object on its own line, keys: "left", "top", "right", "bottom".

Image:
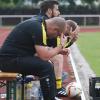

{"left": 0, "top": 72, "right": 40, "bottom": 100}
{"left": 0, "top": 72, "right": 24, "bottom": 100}
{"left": 0, "top": 72, "right": 21, "bottom": 80}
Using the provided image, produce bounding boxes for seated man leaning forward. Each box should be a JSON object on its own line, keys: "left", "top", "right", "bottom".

{"left": 0, "top": 17, "right": 68, "bottom": 100}
{"left": 38, "top": 0, "right": 80, "bottom": 97}
{"left": 48, "top": 19, "right": 79, "bottom": 97}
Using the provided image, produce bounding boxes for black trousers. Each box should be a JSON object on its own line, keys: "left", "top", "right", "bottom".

{"left": 0, "top": 56, "right": 56, "bottom": 100}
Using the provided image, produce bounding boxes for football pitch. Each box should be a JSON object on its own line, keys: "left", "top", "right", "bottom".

{"left": 77, "top": 32, "right": 100, "bottom": 76}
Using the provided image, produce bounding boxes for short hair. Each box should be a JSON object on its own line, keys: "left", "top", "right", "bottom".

{"left": 48, "top": 17, "right": 66, "bottom": 33}
{"left": 66, "top": 20, "right": 77, "bottom": 31}
{"left": 40, "top": 0, "right": 59, "bottom": 14}
{"left": 66, "top": 20, "right": 77, "bottom": 35}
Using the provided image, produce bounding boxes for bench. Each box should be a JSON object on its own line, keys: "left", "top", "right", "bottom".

{"left": 0, "top": 72, "right": 20, "bottom": 80}
{"left": 0, "top": 72, "right": 25, "bottom": 100}
{"left": 0, "top": 72, "right": 41, "bottom": 100}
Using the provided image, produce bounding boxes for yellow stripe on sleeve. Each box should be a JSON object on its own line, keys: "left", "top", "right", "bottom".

{"left": 57, "top": 37, "right": 60, "bottom": 46}
{"left": 42, "top": 23, "right": 47, "bottom": 45}
{"left": 57, "top": 37, "right": 71, "bottom": 48}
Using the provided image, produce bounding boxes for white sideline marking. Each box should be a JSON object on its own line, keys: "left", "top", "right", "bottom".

{"left": 69, "top": 53, "right": 86, "bottom": 100}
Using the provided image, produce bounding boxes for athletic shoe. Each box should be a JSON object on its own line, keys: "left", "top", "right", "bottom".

{"left": 56, "top": 87, "right": 67, "bottom": 97}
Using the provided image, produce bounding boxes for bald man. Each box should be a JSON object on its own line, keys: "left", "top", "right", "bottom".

{"left": 49, "top": 20, "right": 79, "bottom": 97}
{"left": 0, "top": 17, "right": 67, "bottom": 100}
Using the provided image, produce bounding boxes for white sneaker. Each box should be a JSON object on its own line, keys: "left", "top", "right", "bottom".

{"left": 55, "top": 97, "right": 62, "bottom": 100}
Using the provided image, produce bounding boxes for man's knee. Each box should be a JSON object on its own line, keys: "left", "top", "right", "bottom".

{"left": 50, "top": 54, "right": 63, "bottom": 64}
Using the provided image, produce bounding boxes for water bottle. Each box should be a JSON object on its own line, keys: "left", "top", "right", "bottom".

{"left": 26, "top": 82, "right": 33, "bottom": 100}
{"left": 31, "top": 81, "right": 41, "bottom": 100}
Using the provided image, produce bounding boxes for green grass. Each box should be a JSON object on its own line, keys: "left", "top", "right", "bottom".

{"left": 76, "top": 32, "right": 100, "bottom": 76}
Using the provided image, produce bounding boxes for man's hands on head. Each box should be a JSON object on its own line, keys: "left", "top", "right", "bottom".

{"left": 60, "top": 34, "right": 68, "bottom": 48}
{"left": 58, "top": 34, "right": 70, "bottom": 55}
{"left": 69, "top": 25, "right": 80, "bottom": 43}
{"left": 71, "top": 25, "right": 80, "bottom": 42}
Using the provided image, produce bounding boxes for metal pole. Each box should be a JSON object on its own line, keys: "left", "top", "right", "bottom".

{"left": 84, "top": 17, "right": 86, "bottom": 26}
{"left": 0, "top": 17, "right": 2, "bottom": 26}
{"left": 99, "top": 16, "right": 100, "bottom": 26}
